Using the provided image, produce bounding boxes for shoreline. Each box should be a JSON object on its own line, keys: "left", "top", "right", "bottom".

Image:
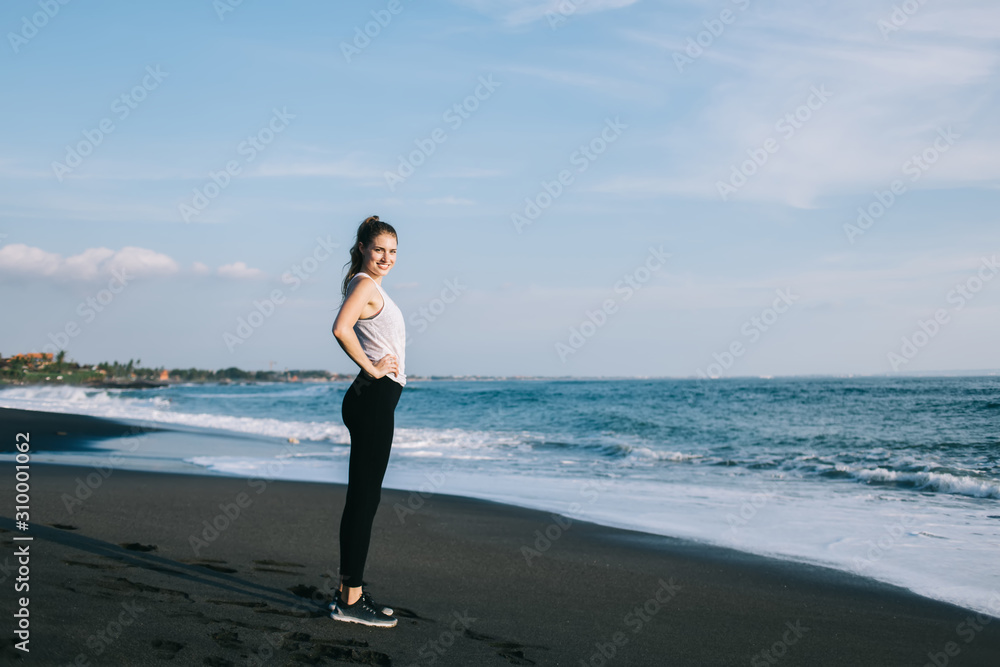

{"left": 2, "top": 462, "right": 999, "bottom": 664}
{"left": 3, "top": 406, "right": 1000, "bottom": 621}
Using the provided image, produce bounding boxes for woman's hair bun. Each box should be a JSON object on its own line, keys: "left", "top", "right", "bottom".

{"left": 342, "top": 214, "right": 397, "bottom": 297}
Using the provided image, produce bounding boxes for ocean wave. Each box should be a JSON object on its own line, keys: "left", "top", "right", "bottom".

{"left": 0, "top": 385, "right": 347, "bottom": 442}
{"left": 0, "top": 386, "right": 599, "bottom": 456}
{"left": 626, "top": 447, "right": 703, "bottom": 462}
{"left": 0, "top": 385, "right": 171, "bottom": 409}
{"left": 848, "top": 466, "right": 1000, "bottom": 499}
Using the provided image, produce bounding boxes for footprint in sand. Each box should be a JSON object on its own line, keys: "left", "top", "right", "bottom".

{"left": 203, "top": 657, "right": 235, "bottom": 667}
{"left": 99, "top": 577, "right": 192, "bottom": 601}
{"left": 207, "top": 599, "right": 268, "bottom": 609}
{"left": 180, "top": 559, "right": 238, "bottom": 573}
{"left": 287, "top": 584, "right": 322, "bottom": 599}
{"left": 197, "top": 563, "right": 238, "bottom": 573}
{"left": 464, "top": 628, "right": 546, "bottom": 665}
{"left": 210, "top": 627, "right": 242, "bottom": 650}
{"left": 150, "top": 638, "right": 185, "bottom": 659}
{"left": 253, "top": 559, "right": 306, "bottom": 574}
{"left": 62, "top": 559, "right": 122, "bottom": 570}
{"left": 253, "top": 559, "right": 305, "bottom": 568}
{"left": 253, "top": 566, "right": 299, "bottom": 574}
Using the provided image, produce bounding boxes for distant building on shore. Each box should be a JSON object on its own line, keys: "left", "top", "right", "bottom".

{"left": 8, "top": 352, "right": 54, "bottom": 363}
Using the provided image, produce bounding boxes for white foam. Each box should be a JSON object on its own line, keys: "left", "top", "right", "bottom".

{"left": 6, "top": 383, "right": 1000, "bottom": 618}
{"left": 0, "top": 387, "right": 544, "bottom": 452}
{"left": 626, "top": 447, "right": 702, "bottom": 462}
{"left": 175, "top": 451, "right": 1000, "bottom": 618}
{"left": 847, "top": 466, "right": 1000, "bottom": 499}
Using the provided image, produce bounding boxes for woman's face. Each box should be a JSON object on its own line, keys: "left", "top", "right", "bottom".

{"left": 361, "top": 233, "right": 397, "bottom": 278}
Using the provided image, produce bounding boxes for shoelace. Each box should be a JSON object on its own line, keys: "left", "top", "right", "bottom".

{"left": 335, "top": 591, "right": 390, "bottom": 616}
{"left": 337, "top": 593, "right": 377, "bottom": 613}
{"left": 356, "top": 596, "right": 381, "bottom": 615}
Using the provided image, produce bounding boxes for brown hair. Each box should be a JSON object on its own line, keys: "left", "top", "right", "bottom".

{"left": 341, "top": 215, "right": 398, "bottom": 298}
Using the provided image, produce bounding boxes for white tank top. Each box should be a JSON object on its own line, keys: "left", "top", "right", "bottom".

{"left": 350, "top": 272, "right": 406, "bottom": 386}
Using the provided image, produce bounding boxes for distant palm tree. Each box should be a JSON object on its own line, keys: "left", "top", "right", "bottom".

{"left": 56, "top": 350, "right": 66, "bottom": 370}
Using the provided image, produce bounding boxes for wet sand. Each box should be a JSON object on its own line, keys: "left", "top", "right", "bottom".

{"left": 1, "top": 409, "right": 999, "bottom": 665}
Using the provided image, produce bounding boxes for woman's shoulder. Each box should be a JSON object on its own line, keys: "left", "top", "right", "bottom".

{"left": 349, "top": 272, "right": 375, "bottom": 287}
{"left": 346, "top": 273, "right": 384, "bottom": 302}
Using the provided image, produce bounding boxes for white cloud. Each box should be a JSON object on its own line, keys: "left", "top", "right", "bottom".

{"left": 192, "top": 261, "right": 211, "bottom": 275}
{"left": 0, "top": 244, "right": 62, "bottom": 277}
{"left": 62, "top": 247, "right": 116, "bottom": 281}
{"left": 0, "top": 244, "right": 179, "bottom": 281}
{"left": 217, "top": 261, "right": 265, "bottom": 280}
{"left": 496, "top": 63, "right": 653, "bottom": 100}
{"left": 455, "top": 0, "right": 638, "bottom": 26}
{"left": 252, "top": 158, "right": 382, "bottom": 179}
{"left": 426, "top": 196, "right": 475, "bottom": 205}
{"left": 608, "top": 0, "right": 1000, "bottom": 207}
{"left": 106, "top": 247, "right": 181, "bottom": 279}
{"left": 429, "top": 168, "right": 505, "bottom": 179}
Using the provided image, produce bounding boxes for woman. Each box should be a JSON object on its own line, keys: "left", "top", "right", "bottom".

{"left": 329, "top": 215, "right": 406, "bottom": 628}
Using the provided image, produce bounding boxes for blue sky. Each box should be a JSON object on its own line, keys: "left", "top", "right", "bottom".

{"left": 1, "top": 0, "right": 998, "bottom": 378}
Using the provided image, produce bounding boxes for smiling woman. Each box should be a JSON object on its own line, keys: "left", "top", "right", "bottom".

{"left": 329, "top": 215, "right": 407, "bottom": 628}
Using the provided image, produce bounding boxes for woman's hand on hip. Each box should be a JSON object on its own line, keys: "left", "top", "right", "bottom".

{"left": 369, "top": 354, "right": 399, "bottom": 378}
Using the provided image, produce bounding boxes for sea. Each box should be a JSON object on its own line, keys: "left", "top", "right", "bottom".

{"left": 1, "top": 376, "right": 998, "bottom": 617}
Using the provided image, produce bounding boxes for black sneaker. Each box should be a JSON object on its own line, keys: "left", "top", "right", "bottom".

{"left": 330, "top": 593, "right": 397, "bottom": 628}
{"left": 328, "top": 590, "right": 393, "bottom": 616}
{"left": 362, "top": 590, "right": 393, "bottom": 617}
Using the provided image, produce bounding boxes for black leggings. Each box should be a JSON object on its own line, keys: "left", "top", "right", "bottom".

{"left": 339, "top": 372, "right": 403, "bottom": 588}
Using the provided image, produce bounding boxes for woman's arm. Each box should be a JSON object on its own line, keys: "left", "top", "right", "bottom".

{"left": 332, "top": 278, "right": 399, "bottom": 379}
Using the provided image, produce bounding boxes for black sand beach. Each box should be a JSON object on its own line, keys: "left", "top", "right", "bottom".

{"left": 2, "top": 409, "right": 1000, "bottom": 665}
